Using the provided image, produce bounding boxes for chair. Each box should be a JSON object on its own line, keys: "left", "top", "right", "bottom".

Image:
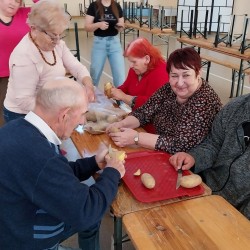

{"left": 214, "top": 14, "right": 247, "bottom": 47}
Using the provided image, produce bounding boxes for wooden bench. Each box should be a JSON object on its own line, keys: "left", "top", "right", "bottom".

{"left": 125, "top": 22, "right": 174, "bottom": 36}
{"left": 123, "top": 195, "right": 250, "bottom": 250}
{"left": 178, "top": 36, "right": 250, "bottom": 97}
{"left": 200, "top": 54, "right": 250, "bottom": 97}
{"left": 124, "top": 22, "right": 174, "bottom": 57}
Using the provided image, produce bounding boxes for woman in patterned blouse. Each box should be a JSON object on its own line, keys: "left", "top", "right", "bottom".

{"left": 106, "top": 47, "right": 222, "bottom": 154}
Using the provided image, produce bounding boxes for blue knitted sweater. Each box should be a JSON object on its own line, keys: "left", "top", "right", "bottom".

{"left": 0, "top": 119, "right": 121, "bottom": 249}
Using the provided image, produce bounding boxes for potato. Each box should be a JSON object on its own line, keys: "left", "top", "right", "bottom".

{"left": 141, "top": 173, "right": 155, "bottom": 189}
{"left": 108, "top": 145, "right": 126, "bottom": 161}
{"left": 86, "top": 111, "right": 97, "bottom": 122}
{"left": 133, "top": 169, "right": 141, "bottom": 176}
{"left": 95, "top": 111, "right": 108, "bottom": 121}
{"left": 110, "top": 127, "right": 121, "bottom": 133}
{"left": 180, "top": 174, "right": 202, "bottom": 188}
{"left": 93, "top": 121, "right": 108, "bottom": 131}
{"left": 114, "top": 151, "right": 126, "bottom": 161}
{"left": 106, "top": 115, "right": 119, "bottom": 123}
{"left": 104, "top": 82, "right": 113, "bottom": 98}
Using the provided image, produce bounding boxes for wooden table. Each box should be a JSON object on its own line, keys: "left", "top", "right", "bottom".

{"left": 71, "top": 130, "right": 211, "bottom": 250}
{"left": 123, "top": 195, "right": 250, "bottom": 250}
{"left": 178, "top": 36, "right": 250, "bottom": 97}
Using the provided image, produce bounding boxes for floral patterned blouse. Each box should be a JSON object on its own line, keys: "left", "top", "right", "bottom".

{"left": 131, "top": 80, "right": 222, "bottom": 154}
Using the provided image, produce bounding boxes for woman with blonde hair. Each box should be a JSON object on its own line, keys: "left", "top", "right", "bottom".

{"left": 3, "top": 0, "right": 95, "bottom": 122}
{"left": 85, "top": 0, "right": 125, "bottom": 87}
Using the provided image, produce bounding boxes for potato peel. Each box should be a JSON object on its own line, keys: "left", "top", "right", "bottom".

{"left": 133, "top": 169, "right": 141, "bottom": 176}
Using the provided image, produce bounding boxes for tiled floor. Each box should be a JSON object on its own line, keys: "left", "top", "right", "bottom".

{"left": 61, "top": 28, "right": 250, "bottom": 249}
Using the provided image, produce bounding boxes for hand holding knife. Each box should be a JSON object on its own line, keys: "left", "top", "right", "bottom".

{"left": 169, "top": 152, "right": 196, "bottom": 189}
{"left": 176, "top": 168, "right": 183, "bottom": 189}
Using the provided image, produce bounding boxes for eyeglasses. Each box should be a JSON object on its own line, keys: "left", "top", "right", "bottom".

{"left": 41, "top": 30, "right": 66, "bottom": 41}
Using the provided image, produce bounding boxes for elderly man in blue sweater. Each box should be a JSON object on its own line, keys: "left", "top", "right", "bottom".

{"left": 0, "top": 77, "right": 125, "bottom": 250}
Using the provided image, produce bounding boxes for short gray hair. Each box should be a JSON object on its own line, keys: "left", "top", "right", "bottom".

{"left": 36, "top": 77, "right": 87, "bottom": 112}
{"left": 27, "top": 0, "right": 70, "bottom": 31}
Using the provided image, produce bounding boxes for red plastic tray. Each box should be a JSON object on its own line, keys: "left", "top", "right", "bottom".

{"left": 122, "top": 151, "right": 205, "bottom": 203}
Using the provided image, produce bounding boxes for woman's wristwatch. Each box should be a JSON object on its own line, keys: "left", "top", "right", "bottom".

{"left": 134, "top": 132, "right": 139, "bottom": 145}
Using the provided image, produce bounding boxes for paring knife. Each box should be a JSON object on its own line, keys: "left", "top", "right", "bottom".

{"left": 176, "top": 169, "right": 183, "bottom": 189}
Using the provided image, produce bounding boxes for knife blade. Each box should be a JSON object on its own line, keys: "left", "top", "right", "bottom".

{"left": 176, "top": 169, "right": 183, "bottom": 189}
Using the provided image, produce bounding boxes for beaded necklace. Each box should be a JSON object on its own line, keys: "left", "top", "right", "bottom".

{"left": 29, "top": 32, "right": 56, "bottom": 66}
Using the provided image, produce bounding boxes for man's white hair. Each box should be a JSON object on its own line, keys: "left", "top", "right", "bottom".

{"left": 36, "top": 77, "right": 86, "bottom": 112}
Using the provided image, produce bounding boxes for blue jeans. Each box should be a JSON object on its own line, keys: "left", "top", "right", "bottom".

{"left": 3, "top": 107, "right": 26, "bottom": 123}
{"left": 90, "top": 36, "right": 125, "bottom": 88}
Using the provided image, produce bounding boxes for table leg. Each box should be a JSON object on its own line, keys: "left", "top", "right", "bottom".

{"left": 113, "top": 216, "right": 123, "bottom": 250}
{"left": 236, "top": 59, "right": 244, "bottom": 96}
{"left": 230, "top": 69, "right": 236, "bottom": 98}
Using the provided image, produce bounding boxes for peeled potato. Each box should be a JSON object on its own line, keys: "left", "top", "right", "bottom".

{"left": 141, "top": 173, "right": 155, "bottom": 189}
{"left": 108, "top": 145, "right": 126, "bottom": 161}
{"left": 180, "top": 174, "right": 202, "bottom": 188}
{"left": 133, "top": 169, "right": 141, "bottom": 176}
{"left": 104, "top": 82, "right": 113, "bottom": 98}
{"left": 114, "top": 151, "right": 126, "bottom": 161}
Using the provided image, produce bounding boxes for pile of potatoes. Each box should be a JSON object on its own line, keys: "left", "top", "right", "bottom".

{"left": 85, "top": 106, "right": 127, "bottom": 134}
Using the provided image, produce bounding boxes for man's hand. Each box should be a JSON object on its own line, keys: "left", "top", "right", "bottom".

{"left": 95, "top": 143, "right": 109, "bottom": 169}
{"left": 169, "top": 152, "right": 195, "bottom": 171}
{"left": 105, "top": 153, "right": 126, "bottom": 178}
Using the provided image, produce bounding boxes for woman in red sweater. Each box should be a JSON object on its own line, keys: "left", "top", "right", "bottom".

{"left": 106, "top": 37, "right": 169, "bottom": 133}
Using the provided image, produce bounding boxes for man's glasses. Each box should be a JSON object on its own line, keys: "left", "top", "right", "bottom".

{"left": 42, "top": 30, "right": 66, "bottom": 41}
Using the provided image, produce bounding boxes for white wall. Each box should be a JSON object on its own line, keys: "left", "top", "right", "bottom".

{"left": 233, "top": 0, "right": 250, "bottom": 15}
{"left": 233, "top": 0, "right": 250, "bottom": 39}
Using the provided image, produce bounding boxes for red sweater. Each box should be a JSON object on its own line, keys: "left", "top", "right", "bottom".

{"left": 118, "top": 60, "right": 169, "bottom": 133}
